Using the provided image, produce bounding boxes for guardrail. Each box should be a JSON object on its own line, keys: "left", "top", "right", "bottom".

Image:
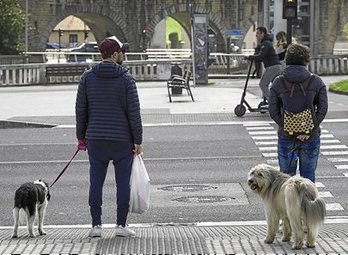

{"left": 1, "top": 52, "right": 348, "bottom": 86}
{"left": 0, "top": 64, "right": 45, "bottom": 86}
{"left": 309, "top": 55, "right": 348, "bottom": 75}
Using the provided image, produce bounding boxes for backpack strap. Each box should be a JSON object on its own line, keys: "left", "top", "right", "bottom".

{"left": 277, "top": 75, "right": 288, "bottom": 94}
{"left": 300, "top": 74, "right": 316, "bottom": 91}
{"left": 279, "top": 74, "right": 316, "bottom": 97}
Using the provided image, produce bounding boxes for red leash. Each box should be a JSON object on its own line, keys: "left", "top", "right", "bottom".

{"left": 50, "top": 149, "right": 79, "bottom": 187}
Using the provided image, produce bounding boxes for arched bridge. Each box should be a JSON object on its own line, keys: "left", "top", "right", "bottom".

{"left": 19, "top": 0, "right": 348, "bottom": 55}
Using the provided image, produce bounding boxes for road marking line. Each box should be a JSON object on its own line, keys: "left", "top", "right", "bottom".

{"left": 326, "top": 203, "right": 345, "bottom": 211}
{"left": 322, "top": 151, "right": 348, "bottom": 155}
{"left": 320, "top": 140, "right": 341, "bottom": 144}
{"left": 321, "top": 145, "right": 348, "bottom": 149}
{"left": 259, "top": 147, "right": 277, "bottom": 151}
{"left": 242, "top": 122, "right": 272, "bottom": 127}
{"left": 249, "top": 131, "right": 277, "bottom": 135}
{"left": 0, "top": 155, "right": 262, "bottom": 165}
{"left": 316, "top": 182, "right": 325, "bottom": 188}
{"left": 328, "top": 158, "right": 348, "bottom": 162}
{"left": 266, "top": 159, "right": 278, "bottom": 165}
{"left": 245, "top": 126, "right": 274, "bottom": 130}
{"left": 251, "top": 136, "right": 277, "bottom": 140}
{"left": 0, "top": 142, "right": 73, "bottom": 146}
{"left": 4, "top": 218, "right": 348, "bottom": 230}
{"left": 335, "top": 165, "right": 348, "bottom": 170}
{"left": 319, "top": 191, "right": 333, "bottom": 197}
{"left": 321, "top": 134, "right": 335, "bottom": 138}
{"left": 262, "top": 153, "right": 278, "bottom": 158}
{"left": 255, "top": 141, "right": 277, "bottom": 145}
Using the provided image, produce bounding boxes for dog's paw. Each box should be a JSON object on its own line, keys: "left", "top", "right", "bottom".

{"left": 264, "top": 236, "right": 275, "bottom": 243}
{"left": 281, "top": 236, "right": 291, "bottom": 242}
{"left": 39, "top": 230, "right": 47, "bottom": 236}
{"left": 292, "top": 242, "right": 303, "bottom": 250}
{"left": 306, "top": 242, "right": 316, "bottom": 248}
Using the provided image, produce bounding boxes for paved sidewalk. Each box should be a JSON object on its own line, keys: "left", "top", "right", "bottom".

{"left": 1, "top": 218, "right": 348, "bottom": 254}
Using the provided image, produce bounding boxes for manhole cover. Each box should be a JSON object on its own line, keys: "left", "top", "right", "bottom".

{"left": 159, "top": 184, "right": 217, "bottom": 192}
{"left": 173, "top": 196, "right": 235, "bottom": 203}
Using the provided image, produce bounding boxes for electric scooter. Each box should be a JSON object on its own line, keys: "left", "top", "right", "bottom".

{"left": 234, "top": 60, "right": 268, "bottom": 117}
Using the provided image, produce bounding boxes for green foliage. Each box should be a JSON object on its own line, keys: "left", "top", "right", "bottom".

{"left": 330, "top": 80, "right": 348, "bottom": 93}
{"left": 0, "top": 0, "right": 25, "bottom": 55}
{"left": 343, "top": 24, "right": 348, "bottom": 40}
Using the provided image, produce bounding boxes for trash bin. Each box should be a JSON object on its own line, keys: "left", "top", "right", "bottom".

{"left": 170, "top": 63, "right": 183, "bottom": 95}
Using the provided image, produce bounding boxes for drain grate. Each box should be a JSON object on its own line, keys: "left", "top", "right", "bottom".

{"left": 159, "top": 184, "right": 217, "bottom": 192}
{"left": 173, "top": 195, "right": 235, "bottom": 203}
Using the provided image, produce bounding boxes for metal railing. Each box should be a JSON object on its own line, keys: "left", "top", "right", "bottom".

{"left": 1, "top": 51, "right": 348, "bottom": 86}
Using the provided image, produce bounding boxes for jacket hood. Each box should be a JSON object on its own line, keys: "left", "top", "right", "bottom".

{"left": 92, "top": 61, "right": 128, "bottom": 78}
{"left": 282, "top": 65, "right": 311, "bottom": 83}
{"left": 261, "top": 34, "right": 273, "bottom": 43}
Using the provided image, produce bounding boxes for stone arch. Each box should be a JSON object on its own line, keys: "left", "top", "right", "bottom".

{"left": 146, "top": 3, "right": 228, "bottom": 52}
{"left": 29, "top": 4, "right": 133, "bottom": 51}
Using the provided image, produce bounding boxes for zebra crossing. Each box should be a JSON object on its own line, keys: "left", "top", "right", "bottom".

{"left": 244, "top": 122, "right": 347, "bottom": 212}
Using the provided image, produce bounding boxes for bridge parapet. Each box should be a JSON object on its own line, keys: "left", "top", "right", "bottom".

{"left": 1, "top": 54, "right": 348, "bottom": 86}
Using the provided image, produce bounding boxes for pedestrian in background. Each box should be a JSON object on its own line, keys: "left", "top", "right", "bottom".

{"left": 245, "top": 26, "right": 282, "bottom": 108}
{"left": 274, "top": 31, "right": 288, "bottom": 68}
{"left": 75, "top": 35, "right": 143, "bottom": 238}
{"left": 268, "top": 43, "right": 328, "bottom": 182}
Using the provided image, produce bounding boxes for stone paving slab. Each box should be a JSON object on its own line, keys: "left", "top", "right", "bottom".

{"left": 1, "top": 220, "right": 347, "bottom": 254}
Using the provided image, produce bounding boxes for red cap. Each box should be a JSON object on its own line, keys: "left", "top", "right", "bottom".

{"left": 99, "top": 36, "right": 129, "bottom": 58}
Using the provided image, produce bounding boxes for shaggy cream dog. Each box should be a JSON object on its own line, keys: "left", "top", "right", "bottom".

{"left": 247, "top": 164, "right": 326, "bottom": 249}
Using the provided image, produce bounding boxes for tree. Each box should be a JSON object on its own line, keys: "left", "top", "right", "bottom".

{"left": 343, "top": 23, "right": 348, "bottom": 40}
{"left": 0, "top": 0, "right": 25, "bottom": 55}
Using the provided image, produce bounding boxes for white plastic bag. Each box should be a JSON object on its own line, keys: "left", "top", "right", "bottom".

{"left": 129, "top": 155, "right": 150, "bottom": 214}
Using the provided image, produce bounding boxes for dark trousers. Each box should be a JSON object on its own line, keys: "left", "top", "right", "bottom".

{"left": 87, "top": 140, "right": 133, "bottom": 227}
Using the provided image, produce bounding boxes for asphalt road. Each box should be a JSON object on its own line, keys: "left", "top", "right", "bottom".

{"left": 0, "top": 121, "right": 347, "bottom": 227}
{"left": 0, "top": 78, "right": 347, "bottom": 228}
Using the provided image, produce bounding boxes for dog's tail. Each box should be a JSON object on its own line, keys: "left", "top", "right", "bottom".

{"left": 301, "top": 183, "right": 326, "bottom": 225}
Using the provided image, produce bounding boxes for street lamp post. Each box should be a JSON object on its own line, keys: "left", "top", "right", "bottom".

{"left": 58, "top": 28, "right": 63, "bottom": 63}
{"left": 25, "top": 0, "right": 28, "bottom": 53}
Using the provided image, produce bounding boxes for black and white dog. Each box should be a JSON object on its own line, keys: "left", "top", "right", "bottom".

{"left": 12, "top": 180, "right": 51, "bottom": 238}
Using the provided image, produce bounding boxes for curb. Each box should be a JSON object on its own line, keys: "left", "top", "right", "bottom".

{"left": 0, "top": 120, "right": 56, "bottom": 129}
{"left": 328, "top": 87, "right": 348, "bottom": 96}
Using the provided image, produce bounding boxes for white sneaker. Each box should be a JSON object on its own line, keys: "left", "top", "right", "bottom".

{"left": 89, "top": 225, "right": 102, "bottom": 237}
{"left": 115, "top": 225, "right": 136, "bottom": 237}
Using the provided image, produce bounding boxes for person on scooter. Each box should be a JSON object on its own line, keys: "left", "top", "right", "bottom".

{"left": 245, "top": 26, "right": 283, "bottom": 108}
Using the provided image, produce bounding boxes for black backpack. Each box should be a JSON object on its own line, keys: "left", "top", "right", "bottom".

{"left": 278, "top": 75, "right": 317, "bottom": 136}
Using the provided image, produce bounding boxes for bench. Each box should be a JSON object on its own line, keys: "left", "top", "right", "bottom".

{"left": 46, "top": 64, "right": 89, "bottom": 84}
{"left": 167, "top": 70, "right": 194, "bottom": 102}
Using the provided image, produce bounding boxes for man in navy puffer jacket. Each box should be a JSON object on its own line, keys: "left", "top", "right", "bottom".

{"left": 75, "top": 36, "right": 143, "bottom": 238}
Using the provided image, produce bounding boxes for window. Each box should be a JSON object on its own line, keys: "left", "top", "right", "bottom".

{"left": 69, "top": 34, "right": 78, "bottom": 44}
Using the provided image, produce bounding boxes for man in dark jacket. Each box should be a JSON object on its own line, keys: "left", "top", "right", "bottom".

{"left": 246, "top": 27, "right": 283, "bottom": 107}
{"left": 75, "top": 36, "right": 143, "bottom": 237}
{"left": 269, "top": 43, "right": 328, "bottom": 182}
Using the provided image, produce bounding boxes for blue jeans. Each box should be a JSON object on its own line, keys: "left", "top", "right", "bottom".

{"left": 277, "top": 136, "right": 320, "bottom": 182}
{"left": 87, "top": 140, "right": 133, "bottom": 227}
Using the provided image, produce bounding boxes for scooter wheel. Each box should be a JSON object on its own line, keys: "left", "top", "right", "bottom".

{"left": 234, "top": 104, "right": 246, "bottom": 117}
